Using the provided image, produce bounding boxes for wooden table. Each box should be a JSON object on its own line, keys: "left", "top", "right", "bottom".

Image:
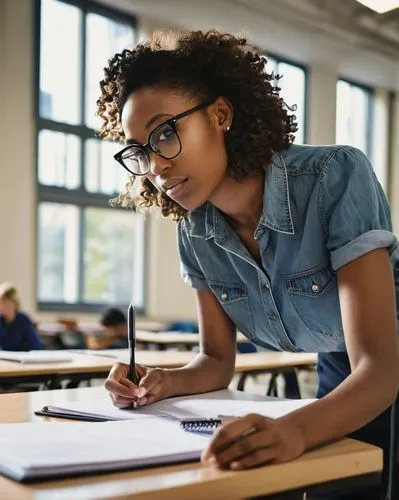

{"left": 135, "top": 330, "right": 250, "bottom": 350}
{"left": 0, "top": 351, "right": 317, "bottom": 393}
{"left": 0, "top": 387, "right": 382, "bottom": 499}
{"left": 78, "top": 349, "right": 317, "bottom": 396}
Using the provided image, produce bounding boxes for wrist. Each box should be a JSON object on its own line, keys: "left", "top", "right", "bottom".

{"left": 278, "top": 414, "right": 308, "bottom": 455}
{"left": 161, "top": 368, "right": 175, "bottom": 399}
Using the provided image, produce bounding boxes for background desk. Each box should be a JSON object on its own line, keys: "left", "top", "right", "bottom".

{"left": 0, "top": 387, "right": 382, "bottom": 499}
{"left": 134, "top": 330, "right": 249, "bottom": 350}
{"left": 0, "top": 351, "right": 317, "bottom": 393}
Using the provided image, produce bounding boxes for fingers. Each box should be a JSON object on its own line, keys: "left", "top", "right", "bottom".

{"left": 202, "top": 414, "right": 276, "bottom": 469}
{"left": 134, "top": 368, "right": 164, "bottom": 404}
{"left": 203, "top": 414, "right": 265, "bottom": 459}
{"left": 104, "top": 363, "right": 143, "bottom": 409}
{"left": 105, "top": 364, "right": 166, "bottom": 408}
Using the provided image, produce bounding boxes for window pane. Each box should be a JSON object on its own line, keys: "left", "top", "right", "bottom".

{"left": 85, "top": 139, "right": 128, "bottom": 194}
{"left": 83, "top": 208, "right": 144, "bottom": 306}
{"left": 40, "top": 0, "right": 81, "bottom": 124}
{"left": 38, "top": 203, "right": 79, "bottom": 303}
{"left": 38, "top": 130, "right": 80, "bottom": 188}
{"left": 266, "top": 56, "right": 278, "bottom": 77}
{"left": 85, "top": 14, "right": 135, "bottom": 130}
{"left": 277, "top": 62, "right": 306, "bottom": 144}
{"left": 336, "top": 80, "right": 371, "bottom": 155}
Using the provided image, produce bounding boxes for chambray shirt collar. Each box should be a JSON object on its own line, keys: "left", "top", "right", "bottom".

{"left": 194, "top": 151, "right": 294, "bottom": 240}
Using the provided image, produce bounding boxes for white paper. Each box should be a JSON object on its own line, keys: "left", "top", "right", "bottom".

{"left": 0, "top": 351, "right": 73, "bottom": 364}
{"left": 0, "top": 418, "right": 209, "bottom": 480}
{"left": 44, "top": 389, "right": 315, "bottom": 421}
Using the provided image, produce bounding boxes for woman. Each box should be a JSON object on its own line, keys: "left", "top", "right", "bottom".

{"left": 97, "top": 30, "right": 399, "bottom": 499}
{"left": 0, "top": 282, "right": 44, "bottom": 351}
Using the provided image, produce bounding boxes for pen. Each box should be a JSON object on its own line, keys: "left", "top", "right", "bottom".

{"left": 128, "top": 303, "right": 139, "bottom": 385}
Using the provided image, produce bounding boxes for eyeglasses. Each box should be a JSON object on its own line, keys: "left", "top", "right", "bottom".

{"left": 114, "top": 102, "right": 210, "bottom": 176}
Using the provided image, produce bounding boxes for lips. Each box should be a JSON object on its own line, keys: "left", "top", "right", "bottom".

{"left": 162, "top": 178, "right": 188, "bottom": 195}
{"left": 164, "top": 179, "right": 188, "bottom": 198}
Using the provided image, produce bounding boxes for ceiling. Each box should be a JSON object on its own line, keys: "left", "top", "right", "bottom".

{"left": 103, "top": 0, "right": 399, "bottom": 59}
{"left": 231, "top": 0, "right": 399, "bottom": 58}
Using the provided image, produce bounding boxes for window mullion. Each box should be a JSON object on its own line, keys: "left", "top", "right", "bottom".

{"left": 78, "top": 207, "right": 85, "bottom": 303}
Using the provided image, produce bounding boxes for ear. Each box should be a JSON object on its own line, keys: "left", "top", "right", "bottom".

{"left": 210, "top": 96, "right": 233, "bottom": 132}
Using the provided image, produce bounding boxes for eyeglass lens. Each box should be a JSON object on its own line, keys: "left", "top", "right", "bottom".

{"left": 121, "top": 122, "right": 181, "bottom": 175}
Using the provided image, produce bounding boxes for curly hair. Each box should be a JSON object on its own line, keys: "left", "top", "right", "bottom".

{"left": 97, "top": 29, "right": 298, "bottom": 220}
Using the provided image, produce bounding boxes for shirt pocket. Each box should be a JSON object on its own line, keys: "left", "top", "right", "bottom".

{"left": 207, "top": 280, "right": 255, "bottom": 340}
{"left": 285, "top": 263, "right": 344, "bottom": 339}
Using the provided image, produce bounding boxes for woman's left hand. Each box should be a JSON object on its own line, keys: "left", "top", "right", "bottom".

{"left": 201, "top": 413, "right": 306, "bottom": 470}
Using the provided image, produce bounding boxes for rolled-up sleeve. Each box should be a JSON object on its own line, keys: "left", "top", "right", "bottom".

{"left": 318, "top": 146, "right": 398, "bottom": 271}
{"left": 177, "top": 219, "right": 209, "bottom": 291}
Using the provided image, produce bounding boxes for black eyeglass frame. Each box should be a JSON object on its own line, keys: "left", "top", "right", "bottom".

{"left": 114, "top": 101, "right": 211, "bottom": 176}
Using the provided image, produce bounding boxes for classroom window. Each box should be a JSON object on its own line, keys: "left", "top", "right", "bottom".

{"left": 36, "top": 0, "right": 143, "bottom": 312}
{"left": 336, "top": 79, "right": 373, "bottom": 156}
{"left": 266, "top": 56, "right": 307, "bottom": 144}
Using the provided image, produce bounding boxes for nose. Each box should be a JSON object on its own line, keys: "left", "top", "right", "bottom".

{"left": 148, "top": 151, "right": 171, "bottom": 176}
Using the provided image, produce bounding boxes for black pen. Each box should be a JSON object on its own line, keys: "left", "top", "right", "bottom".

{"left": 128, "top": 303, "right": 139, "bottom": 385}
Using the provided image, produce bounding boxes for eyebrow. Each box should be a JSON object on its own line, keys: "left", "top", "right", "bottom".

{"left": 145, "top": 113, "right": 172, "bottom": 130}
{"left": 125, "top": 113, "right": 174, "bottom": 145}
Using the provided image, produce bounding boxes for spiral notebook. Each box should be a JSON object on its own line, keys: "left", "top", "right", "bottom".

{"left": 180, "top": 418, "right": 223, "bottom": 435}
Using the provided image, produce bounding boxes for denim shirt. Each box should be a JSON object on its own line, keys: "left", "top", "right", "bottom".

{"left": 178, "top": 144, "right": 399, "bottom": 353}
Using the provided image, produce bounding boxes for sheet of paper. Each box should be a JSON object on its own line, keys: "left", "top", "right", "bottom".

{"left": 45, "top": 389, "right": 316, "bottom": 421}
{"left": 0, "top": 351, "right": 73, "bottom": 363}
{"left": 0, "top": 418, "right": 209, "bottom": 480}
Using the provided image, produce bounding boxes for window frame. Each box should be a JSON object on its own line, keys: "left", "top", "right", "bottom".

{"left": 336, "top": 77, "right": 374, "bottom": 158}
{"left": 265, "top": 52, "right": 309, "bottom": 144}
{"left": 34, "top": 0, "right": 144, "bottom": 313}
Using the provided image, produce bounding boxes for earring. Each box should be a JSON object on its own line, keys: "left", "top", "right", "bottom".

{"left": 226, "top": 126, "right": 230, "bottom": 132}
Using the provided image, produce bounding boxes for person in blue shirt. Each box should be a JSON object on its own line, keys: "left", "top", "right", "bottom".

{"left": 98, "top": 30, "right": 399, "bottom": 499}
{"left": 0, "top": 283, "right": 44, "bottom": 351}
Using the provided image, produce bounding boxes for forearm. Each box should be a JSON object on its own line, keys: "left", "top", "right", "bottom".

{"left": 281, "top": 360, "right": 399, "bottom": 450}
{"left": 163, "top": 352, "right": 235, "bottom": 398}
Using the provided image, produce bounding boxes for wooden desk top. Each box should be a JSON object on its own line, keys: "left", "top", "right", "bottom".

{"left": 0, "top": 351, "right": 317, "bottom": 379}
{"left": 87, "top": 350, "right": 317, "bottom": 373}
{"left": 37, "top": 320, "right": 166, "bottom": 336}
{"left": 135, "top": 330, "right": 248, "bottom": 344}
{"left": 0, "top": 387, "right": 382, "bottom": 500}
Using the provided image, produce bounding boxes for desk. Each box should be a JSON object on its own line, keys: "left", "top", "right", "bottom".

{"left": 0, "top": 387, "right": 382, "bottom": 499}
{"left": 0, "top": 351, "right": 317, "bottom": 393}
{"left": 135, "top": 330, "right": 249, "bottom": 350}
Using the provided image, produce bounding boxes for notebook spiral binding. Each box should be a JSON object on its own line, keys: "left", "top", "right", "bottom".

{"left": 180, "top": 418, "right": 222, "bottom": 433}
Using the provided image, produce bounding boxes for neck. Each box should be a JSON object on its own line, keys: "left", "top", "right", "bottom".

{"left": 210, "top": 172, "right": 264, "bottom": 234}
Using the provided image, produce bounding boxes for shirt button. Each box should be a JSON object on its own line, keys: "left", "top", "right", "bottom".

{"left": 221, "top": 292, "right": 228, "bottom": 301}
{"left": 264, "top": 283, "right": 270, "bottom": 289}
{"left": 311, "top": 283, "right": 320, "bottom": 293}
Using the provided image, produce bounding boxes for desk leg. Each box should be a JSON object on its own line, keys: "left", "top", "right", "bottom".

{"left": 266, "top": 373, "right": 278, "bottom": 396}
{"left": 283, "top": 369, "right": 301, "bottom": 399}
{"left": 236, "top": 372, "right": 249, "bottom": 391}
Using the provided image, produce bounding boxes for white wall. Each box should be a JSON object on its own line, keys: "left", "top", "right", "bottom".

{"left": 0, "top": 0, "right": 398, "bottom": 323}
{"left": 0, "top": 0, "right": 36, "bottom": 315}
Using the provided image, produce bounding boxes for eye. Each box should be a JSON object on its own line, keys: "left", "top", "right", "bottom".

{"left": 159, "top": 126, "right": 175, "bottom": 141}
{"left": 152, "top": 124, "right": 176, "bottom": 144}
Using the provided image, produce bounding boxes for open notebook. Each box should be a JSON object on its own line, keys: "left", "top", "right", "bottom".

{"left": 3, "top": 390, "right": 315, "bottom": 481}
{"left": 0, "top": 351, "right": 73, "bottom": 364}
{"left": 36, "top": 390, "right": 316, "bottom": 422}
{"left": 0, "top": 418, "right": 209, "bottom": 481}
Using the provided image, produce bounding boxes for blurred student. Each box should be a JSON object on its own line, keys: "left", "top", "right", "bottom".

{"left": 86, "top": 307, "right": 128, "bottom": 350}
{"left": 0, "top": 283, "right": 44, "bottom": 351}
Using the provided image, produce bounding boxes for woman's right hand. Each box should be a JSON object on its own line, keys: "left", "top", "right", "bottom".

{"left": 104, "top": 362, "right": 171, "bottom": 408}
